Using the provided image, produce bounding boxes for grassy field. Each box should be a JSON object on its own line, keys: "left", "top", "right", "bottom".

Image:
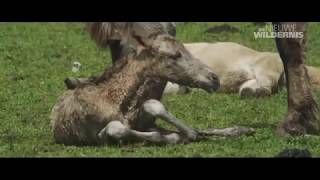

{"left": 1, "top": 22, "right": 320, "bottom": 157}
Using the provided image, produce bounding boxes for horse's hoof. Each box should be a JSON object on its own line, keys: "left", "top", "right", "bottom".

{"left": 240, "top": 87, "right": 255, "bottom": 98}
{"left": 255, "top": 87, "right": 271, "bottom": 98}
{"left": 276, "top": 121, "right": 307, "bottom": 137}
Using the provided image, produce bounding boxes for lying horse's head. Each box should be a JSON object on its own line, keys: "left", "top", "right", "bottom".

{"left": 88, "top": 22, "right": 220, "bottom": 93}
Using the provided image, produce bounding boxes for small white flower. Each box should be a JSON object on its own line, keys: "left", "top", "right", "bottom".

{"left": 72, "top": 61, "right": 81, "bottom": 72}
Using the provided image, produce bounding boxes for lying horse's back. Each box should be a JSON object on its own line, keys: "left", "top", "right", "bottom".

{"left": 306, "top": 65, "right": 320, "bottom": 90}
{"left": 183, "top": 42, "right": 282, "bottom": 94}
{"left": 166, "top": 42, "right": 285, "bottom": 96}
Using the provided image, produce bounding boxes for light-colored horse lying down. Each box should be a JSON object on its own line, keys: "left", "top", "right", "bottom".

{"left": 164, "top": 42, "right": 320, "bottom": 97}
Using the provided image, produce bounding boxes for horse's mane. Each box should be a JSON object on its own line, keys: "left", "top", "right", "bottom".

{"left": 87, "top": 22, "right": 114, "bottom": 47}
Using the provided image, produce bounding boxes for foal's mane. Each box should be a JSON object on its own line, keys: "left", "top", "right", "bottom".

{"left": 94, "top": 55, "right": 130, "bottom": 84}
{"left": 94, "top": 48, "right": 159, "bottom": 85}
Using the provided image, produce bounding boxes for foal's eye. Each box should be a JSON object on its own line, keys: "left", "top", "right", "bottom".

{"left": 165, "top": 60, "right": 176, "bottom": 66}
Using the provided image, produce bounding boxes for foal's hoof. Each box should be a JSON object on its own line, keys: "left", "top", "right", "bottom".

{"left": 64, "top": 77, "right": 80, "bottom": 89}
{"left": 186, "top": 131, "right": 198, "bottom": 141}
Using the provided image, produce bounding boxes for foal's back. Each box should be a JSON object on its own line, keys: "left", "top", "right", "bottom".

{"left": 50, "top": 85, "right": 119, "bottom": 145}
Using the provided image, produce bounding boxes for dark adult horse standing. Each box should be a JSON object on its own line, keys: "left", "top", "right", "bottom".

{"left": 273, "top": 22, "right": 320, "bottom": 136}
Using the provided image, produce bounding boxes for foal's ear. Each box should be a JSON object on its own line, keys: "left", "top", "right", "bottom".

{"left": 151, "top": 35, "right": 181, "bottom": 58}
{"left": 125, "top": 23, "right": 169, "bottom": 49}
{"left": 126, "top": 33, "right": 179, "bottom": 56}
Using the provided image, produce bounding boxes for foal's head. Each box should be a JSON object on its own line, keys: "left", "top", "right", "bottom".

{"left": 88, "top": 22, "right": 220, "bottom": 93}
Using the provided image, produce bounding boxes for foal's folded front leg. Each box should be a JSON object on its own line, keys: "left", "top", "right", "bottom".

{"left": 139, "top": 99, "right": 256, "bottom": 141}
{"left": 97, "top": 121, "right": 131, "bottom": 144}
{"left": 129, "top": 130, "right": 182, "bottom": 144}
{"left": 98, "top": 99, "right": 198, "bottom": 145}
{"left": 98, "top": 121, "right": 183, "bottom": 144}
{"left": 140, "top": 99, "right": 198, "bottom": 141}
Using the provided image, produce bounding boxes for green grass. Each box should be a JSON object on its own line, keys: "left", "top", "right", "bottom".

{"left": 1, "top": 22, "right": 320, "bottom": 157}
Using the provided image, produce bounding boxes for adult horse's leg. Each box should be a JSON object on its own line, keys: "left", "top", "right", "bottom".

{"left": 273, "top": 22, "right": 320, "bottom": 135}
{"left": 109, "top": 40, "right": 123, "bottom": 63}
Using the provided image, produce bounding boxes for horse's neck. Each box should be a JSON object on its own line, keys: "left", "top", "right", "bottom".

{"left": 98, "top": 58, "right": 151, "bottom": 106}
